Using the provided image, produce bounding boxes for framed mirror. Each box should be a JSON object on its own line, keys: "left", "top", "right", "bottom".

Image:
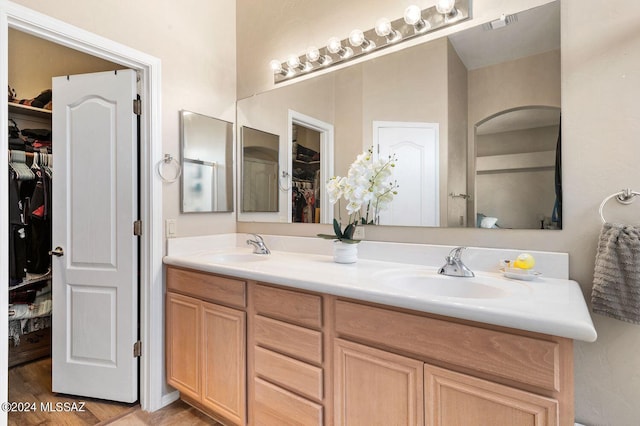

{"left": 180, "top": 110, "right": 233, "bottom": 213}
{"left": 241, "top": 126, "right": 279, "bottom": 212}
{"left": 236, "top": 0, "right": 560, "bottom": 229}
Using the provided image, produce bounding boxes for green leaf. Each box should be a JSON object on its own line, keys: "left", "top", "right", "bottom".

{"left": 317, "top": 233, "right": 338, "bottom": 240}
{"left": 340, "top": 238, "right": 360, "bottom": 244}
{"left": 343, "top": 223, "right": 355, "bottom": 240}
{"left": 333, "top": 218, "right": 343, "bottom": 239}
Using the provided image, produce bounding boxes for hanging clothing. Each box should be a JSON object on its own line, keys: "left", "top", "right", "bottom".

{"left": 8, "top": 170, "right": 27, "bottom": 284}
{"left": 27, "top": 168, "right": 52, "bottom": 274}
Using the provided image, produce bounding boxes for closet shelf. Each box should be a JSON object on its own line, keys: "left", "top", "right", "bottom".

{"left": 9, "top": 270, "right": 52, "bottom": 291}
{"left": 294, "top": 159, "right": 320, "bottom": 165}
{"left": 9, "top": 102, "right": 52, "bottom": 119}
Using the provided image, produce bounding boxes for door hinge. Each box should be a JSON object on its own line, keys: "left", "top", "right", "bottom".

{"left": 133, "top": 341, "right": 142, "bottom": 358}
{"left": 133, "top": 98, "right": 142, "bottom": 115}
{"left": 133, "top": 220, "right": 142, "bottom": 236}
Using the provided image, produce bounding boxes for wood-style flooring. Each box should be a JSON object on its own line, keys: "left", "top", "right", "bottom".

{"left": 8, "top": 357, "right": 222, "bottom": 425}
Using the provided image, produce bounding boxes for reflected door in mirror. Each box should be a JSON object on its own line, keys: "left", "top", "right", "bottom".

{"left": 241, "top": 127, "right": 279, "bottom": 212}
{"left": 374, "top": 121, "right": 440, "bottom": 227}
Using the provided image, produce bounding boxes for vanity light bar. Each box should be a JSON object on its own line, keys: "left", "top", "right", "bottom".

{"left": 271, "top": 0, "right": 471, "bottom": 84}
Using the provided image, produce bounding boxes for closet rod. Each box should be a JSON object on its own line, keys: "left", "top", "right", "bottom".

{"left": 8, "top": 150, "right": 38, "bottom": 158}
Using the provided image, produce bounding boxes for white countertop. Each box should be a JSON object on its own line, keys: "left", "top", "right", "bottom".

{"left": 163, "top": 234, "right": 597, "bottom": 342}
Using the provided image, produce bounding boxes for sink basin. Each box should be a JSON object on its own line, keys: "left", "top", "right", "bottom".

{"left": 201, "top": 253, "right": 270, "bottom": 263}
{"left": 373, "top": 269, "right": 522, "bottom": 299}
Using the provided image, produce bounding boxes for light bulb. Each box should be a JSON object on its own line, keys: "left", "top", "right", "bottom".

{"left": 306, "top": 47, "right": 320, "bottom": 62}
{"left": 327, "top": 36, "right": 353, "bottom": 58}
{"left": 287, "top": 55, "right": 300, "bottom": 68}
{"left": 306, "top": 46, "right": 331, "bottom": 65}
{"left": 287, "top": 55, "right": 309, "bottom": 72}
{"left": 270, "top": 59, "right": 283, "bottom": 73}
{"left": 349, "top": 29, "right": 365, "bottom": 46}
{"left": 404, "top": 5, "right": 422, "bottom": 25}
{"left": 375, "top": 17, "right": 401, "bottom": 43}
{"left": 327, "top": 36, "right": 342, "bottom": 54}
{"left": 436, "top": 0, "right": 456, "bottom": 15}
{"left": 404, "top": 5, "right": 430, "bottom": 32}
{"left": 375, "top": 18, "right": 392, "bottom": 37}
{"left": 349, "top": 29, "right": 375, "bottom": 51}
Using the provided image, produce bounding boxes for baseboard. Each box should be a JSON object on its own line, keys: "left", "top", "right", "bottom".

{"left": 161, "top": 390, "right": 180, "bottom": 408}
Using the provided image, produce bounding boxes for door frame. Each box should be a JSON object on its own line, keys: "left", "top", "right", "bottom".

{"left": 0, "top": 0, "right": 166, "bottom": 417}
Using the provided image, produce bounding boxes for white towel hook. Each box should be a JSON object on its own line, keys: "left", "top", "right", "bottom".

{"left": 599, "top": 189, "right": 640, "bottom": 223}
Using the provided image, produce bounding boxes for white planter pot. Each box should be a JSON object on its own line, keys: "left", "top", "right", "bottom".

{"left": 333, "top": 241, "right": 358, "bottom": 264}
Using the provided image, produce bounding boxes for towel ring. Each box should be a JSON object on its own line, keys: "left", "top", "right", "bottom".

{"left": 156, "top": 154, "right": 182, "bottom": 183}
{"left": 599, "top": 189, "right": 640, "bottom": 223}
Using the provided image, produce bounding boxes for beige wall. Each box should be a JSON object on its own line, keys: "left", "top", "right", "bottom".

{"left": 237, "top": 0, "right": 640, "bottom": 424}
{"left": 447, "top": 39, "right": 469, "bottom": 227}
{"left": 11, "top": 0, "right": 238, "bottom": 239}
{"left": 8, "top": 29, "right": 125, "bottom": 99}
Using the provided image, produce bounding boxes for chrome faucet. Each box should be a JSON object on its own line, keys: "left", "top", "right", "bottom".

{"left": 438, "top": 246, "right": 475, "bottom": 277}
{"left": 246, "top": 234, "right": 270, "bottom": 255}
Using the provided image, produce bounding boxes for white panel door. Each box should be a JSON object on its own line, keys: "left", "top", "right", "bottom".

{"left": 374, "top": 121, "right": 439, "bottom": 227}
{"left": 52, "top": 70, "right": 138, "bottom": 402}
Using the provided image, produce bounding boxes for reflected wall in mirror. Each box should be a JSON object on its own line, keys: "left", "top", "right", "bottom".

{"left": 180, "top": 110, "right": 233, "bottom": 213}
{"left": 474, "top": 106, "right": 561, "bottom": 229}
{"left": 236, "top": 1, "right": 560, "bottom": 229}
{"left": 241, "top": 126, "right": 279, "bottom": 212}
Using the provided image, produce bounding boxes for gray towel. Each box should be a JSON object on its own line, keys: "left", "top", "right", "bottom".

{"left": 592, "top": 223, "right": 640, "bottom": 324}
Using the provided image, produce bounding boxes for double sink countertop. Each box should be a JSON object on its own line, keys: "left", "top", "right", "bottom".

{"left": 163, "top": 234, "right": 597, "bottom": 342}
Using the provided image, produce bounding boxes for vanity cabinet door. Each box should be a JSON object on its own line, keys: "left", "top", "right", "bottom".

{"left": 334, "top": 339, "right": 424, "bottom": 426}
{"left": 425, "top": 364, "right": 558, "bottom": 426}
{"left": 201, "top": 301, "right": 246, "bottom": 425}
{"left": 166, "top": 292, "right": 201, "bottom": 401}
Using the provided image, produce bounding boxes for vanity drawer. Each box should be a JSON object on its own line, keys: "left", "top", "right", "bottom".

{"left": 335, "top": 300, "right": 560, "bottom": 392}
{"left": 254, "top": 378, "right": 323, "bottom": 426}
{"left": 254, "top": 315, "right": 323, "bottom": 365}
{"left": 254, "top": 346, "right": 323, "bottom": 402}
{"left": 166, "top": 266, "right": 246, "bottom": 308}
{"left": 253, "top": 284, "right": 322, "bottom": 329}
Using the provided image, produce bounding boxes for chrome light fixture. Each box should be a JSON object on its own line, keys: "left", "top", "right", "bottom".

{"left": 270, "top": 0, "right": 471, "bottom": 83}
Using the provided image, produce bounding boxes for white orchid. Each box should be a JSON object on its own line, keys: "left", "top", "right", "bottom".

{"left": 320, "top": 147, "right": 398, "bottom": 242}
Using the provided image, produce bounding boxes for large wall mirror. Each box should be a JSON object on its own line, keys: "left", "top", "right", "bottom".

{"left": 180, "top": 110, "right": 234, "bottom": 213}
{"left": 236, "top": 0, "right": 560, "bottom": 229}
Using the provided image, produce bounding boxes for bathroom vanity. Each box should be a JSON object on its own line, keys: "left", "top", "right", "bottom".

{"left": 164, "top": 235, "right": 596, "bottom": 426}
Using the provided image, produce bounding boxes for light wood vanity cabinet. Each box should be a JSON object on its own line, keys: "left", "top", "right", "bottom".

{"left": 166, "top": 267, "right": 246, "bottom": 425}
{"left": 165, "top": 266, "right": 575, "bottom": 426}
{"left": 249, "top": 283, "right": 326, "bottom": 426}
{"left": 334, "top": 299, "right": 572, "bottom": 426}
